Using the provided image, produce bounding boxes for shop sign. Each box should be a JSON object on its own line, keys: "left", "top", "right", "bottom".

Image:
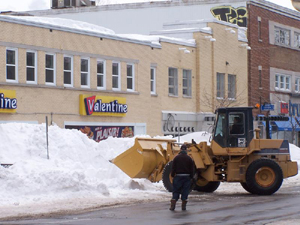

{"left": 79, "top": 95, "right": 127, "bottom": 117}
{"left": 0, "top": 90, "right": 17, "bottom": 113}
{"left": 289, "top": 100, "right": 300, "bottom": 116}
{"left": 280, "top": 103, "right": 289, "bottom": 114}
{"left": 65, "top": 125, "right": 134, "bottom": 142}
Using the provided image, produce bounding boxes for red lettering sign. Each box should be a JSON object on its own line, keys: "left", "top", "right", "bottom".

{"left": 281, "top": 103, "right": 289, "bottom": 114}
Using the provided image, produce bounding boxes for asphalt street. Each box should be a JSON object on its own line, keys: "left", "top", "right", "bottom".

{"left": 2, "top": 186, "right": 300, "bottom": 225}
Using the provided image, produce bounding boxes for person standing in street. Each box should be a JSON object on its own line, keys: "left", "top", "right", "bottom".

{"left": 169, "top": 144, "right": 195, "bottom": 211}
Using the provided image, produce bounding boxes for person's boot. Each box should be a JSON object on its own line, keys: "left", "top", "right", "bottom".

{"left": 182, "top": 200, "right": 188, "bottom": 211}
{"left": 169, "top": 199, "right": 177, "bottom": 211}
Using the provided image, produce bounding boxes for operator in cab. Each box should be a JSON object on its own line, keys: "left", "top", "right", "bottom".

{"left": 170, "top": 144, "right": 195, "bottom": 211}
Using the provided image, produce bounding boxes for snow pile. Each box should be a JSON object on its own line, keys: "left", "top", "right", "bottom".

{"left": 0, "top": 123, "right": 299, "bottom": 219}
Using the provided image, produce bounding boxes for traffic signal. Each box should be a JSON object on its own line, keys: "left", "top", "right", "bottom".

{"left": 255, "top": 116, "right": 289, "bottom": 121}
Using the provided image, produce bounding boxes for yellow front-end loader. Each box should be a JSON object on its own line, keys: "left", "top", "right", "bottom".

{"left": 111, "top": 107, "right": 298, "bottom": 195}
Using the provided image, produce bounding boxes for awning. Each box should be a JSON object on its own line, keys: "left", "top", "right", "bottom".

{"left": 275, "top": 117, "right": 300, "bottom": 131}
{"left": 259, "top": 117, "right": 300, "bottom": 132}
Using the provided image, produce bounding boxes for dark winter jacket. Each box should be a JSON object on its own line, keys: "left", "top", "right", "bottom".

{"left": 171, "top": 151, "right": 195, "bottom": 178}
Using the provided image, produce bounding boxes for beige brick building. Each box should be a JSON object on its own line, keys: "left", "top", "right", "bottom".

{"left": 0, "top": 16, "right": 248, "bottom": 141}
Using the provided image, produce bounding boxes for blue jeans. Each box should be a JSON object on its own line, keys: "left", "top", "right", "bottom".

{"left": 172, "top": 176, "right": 191, "bottom": 201}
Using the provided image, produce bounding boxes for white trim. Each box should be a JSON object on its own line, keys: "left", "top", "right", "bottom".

{"left": 26, "top": 50, "right": 38, "bottom": 84}
{"left": 97, "top": 59, "right": 106, "bottom": 90}
{"left": 45, "top": 53, "right": 56, "bottom": 86}
{"left": 112, "top": 61, "right": 121, "bottom": 91}
{"left": 63, "top": 55, "right": 73, "bottom": 87}
{"left": 80, "top": 57, "right": 90, "bottom": 88}
{"left": 126, "top": 63, "right": 135, "bottom": 92}
{"left": 6, "top": 47, "right": 18, "bottom": 83}
{"left": 150, "top": 67, "right": 156, "bottom": 95}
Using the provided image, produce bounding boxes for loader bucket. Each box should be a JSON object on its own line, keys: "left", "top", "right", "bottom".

{"left": 111, "top": 137, "right": 177, "bottom": 180}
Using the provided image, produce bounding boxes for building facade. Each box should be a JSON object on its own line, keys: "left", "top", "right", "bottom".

{"left": 0, "top": 15, "right": 248, "bottom": 140}
{"left": 247, "top": 1, "right": 300, "bottom": 144}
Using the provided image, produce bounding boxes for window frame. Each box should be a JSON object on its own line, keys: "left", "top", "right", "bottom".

{"left": 6, "top": 48, "right": 18, "bottom": 83}
{"left": 295, "top": 77, "right": 300, "bottom": 93}
{"left": 274, "top": 26, "right": 290, "bottom": 47}
{"left": 63, "top": 55, "right": 73, "bottom": 87}
{"left": 228, "top": 74, "right": 236, "bottom": 100}
{"left": 112, "top": 61, "right": 121, "bottom": 91}
{"left": 97, "top": 59, "right": 106, "bottom": 90}
{"left": 80, "top": 57, "right": 90, "bottom": 88}
{"left": 216, "top": 72, "right": 225, "bottom": 99}
{"left": 275, "top": 73, "right": 291, "bottom": 92}
{"left": 126, "top": 63, "right": 135, "bottom": 91}
{"left": 150, "top": 67, "right": 156, "bottom": 95}
{"left": 45, "top": 53, "right": 56, "bottom": 86}
{"left": 294, "top": 32, "right": 300, "bottom": 49}
{"left": 26, "top": 50, "right": 37, "bottom": 84}
{"left": 182, "top": 69, "right": 192, "bottom": 97}
{"left": 168, "top": 67, "right": 178, "bottom": 96}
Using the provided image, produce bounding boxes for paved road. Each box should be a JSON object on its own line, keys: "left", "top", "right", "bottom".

{"left": 2, "top": 186, "right": 300, "bottom": 225}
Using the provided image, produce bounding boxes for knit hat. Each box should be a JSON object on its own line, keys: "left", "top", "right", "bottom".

{"left": 180, "top": 144, "right": 187, "bottom": 151}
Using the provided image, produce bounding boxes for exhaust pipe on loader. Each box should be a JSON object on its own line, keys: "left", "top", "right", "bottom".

{"left": 111, "top": 137, "right": 179, "bottom": 182}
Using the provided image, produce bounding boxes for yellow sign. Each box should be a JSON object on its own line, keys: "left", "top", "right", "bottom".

{"left": 79, "top": 95, "right": 127, "bottom": 117}
{"left": 0, "top": 90, "right": 17, "bottom": 114}
{"left": 211, "top": 6, "right": 247, "bottom": 27}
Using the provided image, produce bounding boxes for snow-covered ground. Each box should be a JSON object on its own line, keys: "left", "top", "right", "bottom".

{"left": 0, "top": 123, "right": 299, "bottom": 219}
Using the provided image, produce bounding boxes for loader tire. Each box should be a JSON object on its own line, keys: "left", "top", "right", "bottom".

{"left": 194, "top": 180, "right": 220, "bottom": 193}
{"left": 245, "top": 158, "right": 283, "bottom": 195}
{"left": 240, "top": 182, "right": 253, "bottom": 194}
{"left": 162, "top": 161, "right": 173, "bottom": 192}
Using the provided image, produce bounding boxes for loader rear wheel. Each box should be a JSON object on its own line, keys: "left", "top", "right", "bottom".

{"left": 162, "top": 161, "right": 173, "bottom": 192}
{"left": 194, "top": 178, "right": 220, "bottom": 193}
{"left": 246, "top": 158, "right": 283, "bottom": 195}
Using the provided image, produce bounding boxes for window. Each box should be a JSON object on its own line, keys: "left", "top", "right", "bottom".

{"left": 45, "top": 53, "right": 55, "bottom": 85}
{"left": 150, "top": 67, "right": 156, "bottom": 94}
{"left": 216, "top": 73, "right": 225, "bottom": 98}
{"left": 6, "top": 48, "right": 18, "bottom": 82}
{"left": 258, "top": 17, "right": 262, "bottom": 41}
{"left": 26, "top": 51, "right": 37, "bottom": 84}
{"left": 275, "top": 74, "right": 291, "bottom": 91}
{"left": 258, "top": 66, "right": 262, "bottom": 89}
{"left": 228, "top": 74, "right": 236, "bottom": 99}
{"left": 229, "top": 113, "right": 244, "bottom": 135}
{"left": 275, "top": 26, "right": 290, "bottom": 46}
{"left": 97, "top": 60, "right": 106, "bottom": 89}
{"left": 182, "top": 69, "right": 192, "bottom": 97}
{"left": 168, "top": 68, "right": 178, "bottom": 96}
{"left": 295, "top": 78, "right": 300, "bottom": 92}
{"left": 64, "top": 55, "right": 73, "bottom": 87}
{"left": 294, "top": 32, "right": 300, "bottom": 49}
{"left": 81, "top": 58, "right": 90, "bottom": 88}
{"left": 127, "top": 64, "right": 134, "bottom": 91}
{"left": 112, "top": 62, "right": 120, "bottom": 90}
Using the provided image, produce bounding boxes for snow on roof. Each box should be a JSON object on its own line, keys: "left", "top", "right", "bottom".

{"left": 0, "top": 15, "right": 195, "bottom": 48}
{"left": 117, "top": 33, "right": 196, "bottom": 47}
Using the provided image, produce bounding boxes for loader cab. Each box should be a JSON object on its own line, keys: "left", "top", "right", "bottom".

{"left": 212, "top": 107, "right": 254, "bottom": 148}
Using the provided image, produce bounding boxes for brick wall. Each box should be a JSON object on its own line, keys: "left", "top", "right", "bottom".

{"left": 248, "top": 3, "right": 300, "bottom": 115}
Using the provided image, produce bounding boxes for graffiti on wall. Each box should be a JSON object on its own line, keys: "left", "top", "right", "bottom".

{"left": 210, "top": 6, "right": 247, "bottom": 27}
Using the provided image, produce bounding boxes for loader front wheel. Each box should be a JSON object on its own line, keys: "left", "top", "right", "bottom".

{"left": 194, "top": 178, "right": 220, "bottom": 193}
{"left": 162, "top": 161, "right": 173, "bottom": 192}
{"left": 246, "top": 158, "right": 283, "bottom": 195}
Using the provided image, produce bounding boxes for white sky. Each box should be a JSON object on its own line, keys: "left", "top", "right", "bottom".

{"left": 0, "top": 0, "right": 296, "bottom": 12}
